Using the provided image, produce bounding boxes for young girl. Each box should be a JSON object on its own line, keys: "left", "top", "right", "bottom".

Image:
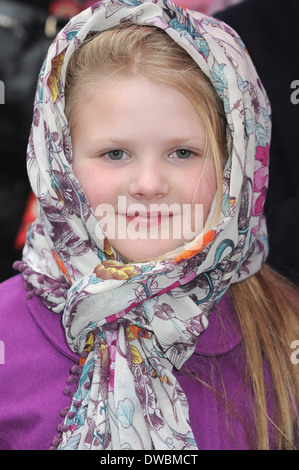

{"left": 0, "top": 0, "right": 298, "bottom": 451}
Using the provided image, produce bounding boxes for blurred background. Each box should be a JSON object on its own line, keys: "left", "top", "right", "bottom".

{"left": 1, "top": 0, "right": 298, "bottom": 286}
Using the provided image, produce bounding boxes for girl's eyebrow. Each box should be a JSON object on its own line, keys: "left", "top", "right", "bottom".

{"left": 86, "top": 135, "right": 205, "bottom": 148}
{"left": 164, "top": 136, "right": 205, "bottom": 147}
{"left": 79, "top": 137, "right": 127, "bottom": 149}
{"left": 83, "top": 137, "right": 133, "bottom": 147}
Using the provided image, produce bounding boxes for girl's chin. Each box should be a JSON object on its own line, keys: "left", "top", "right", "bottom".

{"left": 109, "top": 238, "right": 185, "bottom": 262}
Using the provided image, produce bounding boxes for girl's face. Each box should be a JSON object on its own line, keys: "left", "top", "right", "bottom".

{"left": 71, "top": 75, "right": 217, "bottom": 261}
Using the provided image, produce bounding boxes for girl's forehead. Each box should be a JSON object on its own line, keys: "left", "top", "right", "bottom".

{"left": 69, "top": 75, "right": 207, "bottom": 145}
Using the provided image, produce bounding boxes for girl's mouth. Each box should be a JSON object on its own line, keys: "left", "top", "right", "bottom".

{"left": 125, "top": 212, "right": 173, "bottom": 227}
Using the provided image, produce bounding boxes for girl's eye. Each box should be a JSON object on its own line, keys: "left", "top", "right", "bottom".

{"left": 170, "top": 149, "right": 193, "bottom": 159}
{"left": 107, "top": 150, "right": 125, "bottom": 160}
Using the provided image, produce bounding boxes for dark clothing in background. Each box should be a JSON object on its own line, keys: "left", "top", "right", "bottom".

{"left": 215, "top": 0, "right": 299, "bottom": 284}
{"left": 0, "top": 0, "right": 90, "bottom": 282}
{"left": 0, "top": 1, "right": 59, "bottom": 281}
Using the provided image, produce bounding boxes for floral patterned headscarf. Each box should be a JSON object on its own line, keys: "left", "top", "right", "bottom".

{"left": 17, "top": 0, "right": 271, "bottom": 450}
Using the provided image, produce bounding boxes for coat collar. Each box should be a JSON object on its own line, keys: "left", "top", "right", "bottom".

{"left": 26, "top": 288, "right": 79, "bottom": 362}
{"left": 194, "top": 293, "right": 243, "bottom": 356}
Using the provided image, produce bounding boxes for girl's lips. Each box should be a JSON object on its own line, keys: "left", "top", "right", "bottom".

{"left": 121, "top": 212, "right": 174, "bottom": 227}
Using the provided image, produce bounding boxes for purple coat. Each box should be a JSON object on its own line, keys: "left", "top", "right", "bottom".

{"left": 0, "top": 274, "right": 275, "bottom": 450}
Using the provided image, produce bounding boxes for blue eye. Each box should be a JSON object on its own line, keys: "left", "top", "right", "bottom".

{"left": 170, "top": 149, "right": 192, "bottom": 159}
{"left": 107, "top": 150, "right": 124, "bottom": 160}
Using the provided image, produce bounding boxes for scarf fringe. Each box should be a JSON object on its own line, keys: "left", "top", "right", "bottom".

{"left": 13, "top": 260, "right": 69, "bottom": 300}
{"left": 49, "top": 364, "right": 85, "bottom": 450}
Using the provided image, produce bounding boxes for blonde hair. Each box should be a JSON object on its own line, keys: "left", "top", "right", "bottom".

{"left": 230, "top": 266, "right": 299, "bottom": 449}
{"left": 65, "top": 23, "right": 299, "bottom": 449}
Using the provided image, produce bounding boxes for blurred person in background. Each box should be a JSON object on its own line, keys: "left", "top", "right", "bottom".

{"left": 173, "top": 0, "right": 244, "bottom": 14}
{"left": 213, "top": 0, "right": 299, "bottom": 284}
{"left": 0, "top": 0, "right": 94, "bottom": 282}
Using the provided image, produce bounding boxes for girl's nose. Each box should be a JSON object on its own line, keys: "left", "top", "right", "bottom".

{"left": 128, "top": 160, "right": 170, "bottom": 200}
